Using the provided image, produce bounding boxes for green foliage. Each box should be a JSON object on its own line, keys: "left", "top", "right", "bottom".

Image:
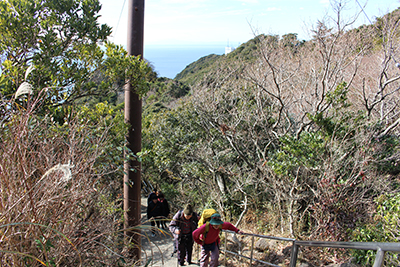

{"left": 227, "top": 34, "right": 268, "bottom": 61}
{"left": 370, "top": 135, "right": 400, "bottom": 175}
{"left": 34, "top": 236, "right": 56, "bottom": 266}
{"left": 175, "top": 54, "right": 221, "bottom": 85}
{"left": 351, "top": 194, "right": 400, "bottom": 266}
{"left": 175, "top": 34, "right": 272, "bottom": 85}
{"left": 325, "top": 82, "right": 350, "bottom": 108}
{"left": 308, "top": 82, "right": 352, "bottom": 136}
{"left": 75, "top": 101, "right": 127, "bottom": 182}
{"left": 143, "top": 77, "right": 190, "bottom": 112}
{"left": 103, "top": 42, "right": 153, "bottom": 97}
{"left": 281, "top": 33, "right": 299, "bottom": 47}
{"left": 141, "top": 100, "right": 213, "bottom": 209}
{"left": 157, "top": 182, "right": 180, "bottom": 209}
{"left": 267, "top": 132, "right": 326, "bottom": 176}
{"left": 0, "top": 0, "right": 111, "bottom": 100}
{"left": 0, "top": 0, "right": 153, "bottom": 123}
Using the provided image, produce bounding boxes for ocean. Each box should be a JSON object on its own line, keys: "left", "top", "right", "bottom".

{"left": 144, "top": 44, "right": 226, "bottom": 79}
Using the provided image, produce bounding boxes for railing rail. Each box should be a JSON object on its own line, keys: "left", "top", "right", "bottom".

{"left": 221, "top": 230, "right": 400, "bottom": 267}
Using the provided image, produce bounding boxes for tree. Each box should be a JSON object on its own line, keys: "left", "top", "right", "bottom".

{"left": 0, "top": 0, "right": 107, "bottom": 98}
{"left": 0, "top": 0, "right": 151, "bottom": 120}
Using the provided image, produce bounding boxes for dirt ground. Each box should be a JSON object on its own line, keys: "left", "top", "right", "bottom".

{"left": 140, "top": 197, "right": 200, "bottom": 267}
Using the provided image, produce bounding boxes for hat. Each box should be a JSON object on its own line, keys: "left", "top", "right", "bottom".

{"left": 183, "top": 204, "right": 193, "bottom": 215}
{"left": 209, "top": 213, "right": 223, "bottom": 225}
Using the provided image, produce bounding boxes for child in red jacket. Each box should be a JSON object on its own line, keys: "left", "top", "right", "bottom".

{"left": 192, "top": 213, "right": 244, "bottom": 267}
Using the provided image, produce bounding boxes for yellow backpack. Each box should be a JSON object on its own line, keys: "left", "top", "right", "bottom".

{"left": 198, "top": 209, "right": 223, "bottom": 244}
{"left": 198, "top": 208, "right": 218, "bottom": 227}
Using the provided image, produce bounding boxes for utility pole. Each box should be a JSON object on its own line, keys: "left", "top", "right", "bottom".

{"left": 124, "top": 0, "right": 144, "bottom": 260}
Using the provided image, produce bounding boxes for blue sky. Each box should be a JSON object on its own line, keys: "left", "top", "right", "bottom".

{"left": 98, "top": 0, "right": 399, "bottom": 47}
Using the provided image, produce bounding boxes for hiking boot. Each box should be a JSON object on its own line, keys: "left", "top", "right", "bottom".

{"left": 171, "top": 248, "right": 177, "bottom": 257}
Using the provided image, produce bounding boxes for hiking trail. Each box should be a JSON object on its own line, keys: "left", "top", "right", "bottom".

{"left": 140, "top": 197, "right": 200, "bottom": 267}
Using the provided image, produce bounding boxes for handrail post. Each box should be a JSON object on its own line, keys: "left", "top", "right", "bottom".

{"left": 373, "top": 248, "right": 385, "bottom": 267}
{"left": 249, "top": 235, "right": 254, "bottom": 267}
{"left": 224, "top": 231, "right": 227, "bottom": 266}
{"left": 289, "top": 241, "right": 298, "bottom": 267}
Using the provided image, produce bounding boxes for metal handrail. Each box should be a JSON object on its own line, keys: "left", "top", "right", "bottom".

{"left": 289, "top": 240, "right": 400, "bottom": 267}
{"left": 221, "top": 230, "right": 400, "bottom": 267}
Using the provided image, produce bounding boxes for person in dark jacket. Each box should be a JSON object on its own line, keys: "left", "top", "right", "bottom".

{"left": 157, "top": 192, "right": 170, "bottom": 229}
{"left": 147, "top": 193, "right": 162, "bottom": 236}
{"left": 169, "top": 204, "right": 198, "bottom": 266}
{"left": 147, "top": 188, "right": 157, "bottom": 204}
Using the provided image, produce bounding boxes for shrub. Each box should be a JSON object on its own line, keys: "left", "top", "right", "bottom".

{"left": 351, "top": 193, "right": 400, "bottom": 266}
{"left": 0, "top": 92, "right": 133, "bottom": 266}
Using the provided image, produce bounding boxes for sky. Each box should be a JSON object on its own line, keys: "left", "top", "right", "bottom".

{"left": 98, "top": 0, "right": 399, "bottom": 48}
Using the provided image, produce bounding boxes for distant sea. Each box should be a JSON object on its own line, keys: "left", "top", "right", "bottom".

{"left": 144, "top": 45, "right": 226, "bottom": 79}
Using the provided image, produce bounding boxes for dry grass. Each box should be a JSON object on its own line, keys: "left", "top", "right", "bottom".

{"left": 0, "top": 93, "right": 137, "bottom": 266}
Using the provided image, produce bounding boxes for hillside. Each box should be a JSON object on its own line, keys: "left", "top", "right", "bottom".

{"left": 174, "top": 53, "right": 221, "bottom": 85}
{"left": 141, "top": 6, "right": 400, "bottom": 266}
{"left": 175, "top": 35, "right": 262, "bottom": 85}
{"left": 175, "top": 8, "right": 400, "bottom": 88}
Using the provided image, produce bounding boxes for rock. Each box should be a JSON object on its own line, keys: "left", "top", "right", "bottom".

{"left": 254, "top": 238, "right": 278, "bottom": 251}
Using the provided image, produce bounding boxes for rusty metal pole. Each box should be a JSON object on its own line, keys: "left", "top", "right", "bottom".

{"left": 124, "top": 0, "right": 144, "bottom": 260}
